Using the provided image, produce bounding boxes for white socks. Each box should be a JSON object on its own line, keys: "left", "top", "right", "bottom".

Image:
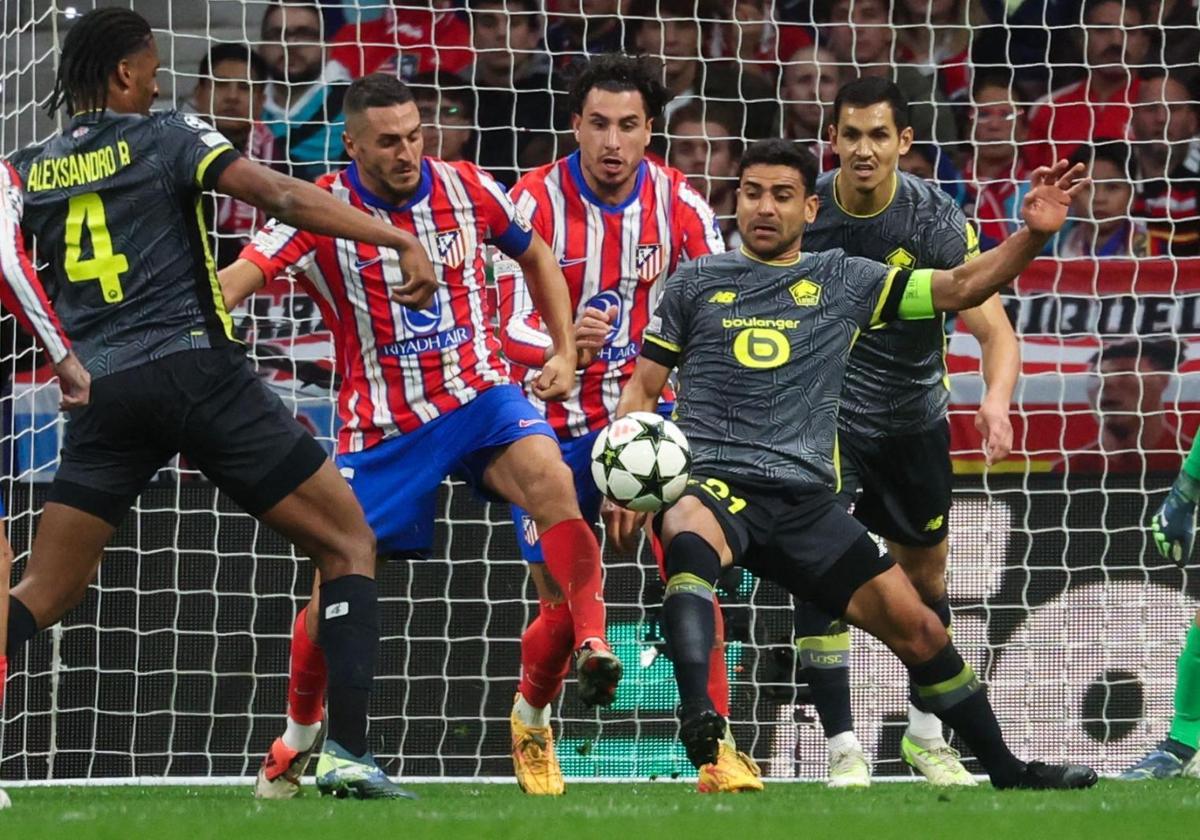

{"left": 282, "top": 718, "right": 323, "bottom": 752}
{"left": 827, "top": 730, "right": 863, "bottom": 755}
{"left": 514, "top": 694, "right": 551, "bottom": 728}
{"left": 906, "top": 704, "right": 945, "bottom": 742}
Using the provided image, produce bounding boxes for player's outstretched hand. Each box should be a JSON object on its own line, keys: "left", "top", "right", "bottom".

{"left": 388, "top": 242, "right": 439, "bottom": 310}
{"left": 974, "top": 399, "right": 1013, "bottom": 466}
{"left": 533, "top": 352, "right": 577, "bottom": 402}
{"left": 602, "top": 497, "right": 646, "bottom": 553}
{"left": 54, "top": 352, "right": 91, "bottom": 411}
{"left": 1021, "top": 160, "right": 1089, "bottom": 236}
{"left": 1150, "top": 473, "right": 1200, "bottom": 566}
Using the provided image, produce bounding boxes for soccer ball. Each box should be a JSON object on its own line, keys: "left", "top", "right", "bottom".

{"left": 590, "top": 412, "right": 691, "bottom": 512}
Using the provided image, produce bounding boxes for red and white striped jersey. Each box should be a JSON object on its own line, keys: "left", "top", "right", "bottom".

{"left": 241, "top": 158, "right": 533, "bottom": 454}
{"left": 0, "top": 160, "right": 71, "bottom": 363}
{"left": 497, "top": 152, "right": 723, "bottom": 439}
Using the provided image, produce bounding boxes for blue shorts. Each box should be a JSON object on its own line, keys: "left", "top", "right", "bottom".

{"left": 512, "top": 402, "right": 674, "bottom": 564}
{"left": 336, "top": 385, "right": 554, "bottom": 555}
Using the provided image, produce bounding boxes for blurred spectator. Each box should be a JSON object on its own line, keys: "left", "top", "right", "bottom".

{"left": 629, "top": 0, "right": 779, "bottom": 139}
{"left": 259, "top": 1, "right": 350, "bottom": 181}
{"left": 818, "top": 0, "right": 959, "bottom": 146}
{"left": 1056, "top": 338, "right": 1190, "bottom": 474}
{"left": 328, "top": 2, "right": 472, "bottom": 80}
{"left": 1131, "top": 68, "right": 1200, "bottom": 256}
{"left": 1146, "top": 0, "right": 1200, "bottom": 70}
{"left": 975, "top": 0, "right": 1082, "bottom": 100}
{"left": 894, "top": 0, "right": 973, "bottom": 104}
{"left": 409, "top": 72, "right": 475, "bottom": 162}
{"left": 715, "top": 1, "right": 812, "bottom": 83}
{"left": 461, "top": 0, "right": 559, "bottom": 187}
{"left": 1025, "top": 0, "right": 1150, "bottom": 169}
{"left": 900, "top": 143, "right": 937, "bottom": 180}
{"left": 666, "top": 101, "right": 741, "bottom": 243}
{"left": 780, "top": 43, "right": 839, "bottom": 167}
{"left": 1057, "top": 141, "right": 1151, "bottom": 257}
{"left": 901, "top": 141, "right": 966, "bottom": 203}
{"left": 545, "top": 0, "right": 626, "bottom": 62}
{"left": 191, "top": 44, "right": 276, "bottom": 267}
{"left": 964, "top": 74, "right": 1033, "bottom": 250}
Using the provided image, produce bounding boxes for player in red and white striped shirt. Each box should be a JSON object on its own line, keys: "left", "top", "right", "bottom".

{"left": 0, "top": 159, "right": 92, "bottom": 714}
{"left": 220, "top": 75, "right": 621, "bottom": 799}
{"left": 495, "top": 54, "right": 759, "bottom": 794}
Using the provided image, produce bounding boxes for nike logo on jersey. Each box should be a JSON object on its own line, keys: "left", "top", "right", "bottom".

{"left": 558, "top": 257, "right": 589, "bottom": 268}
{"left": 353, "top": 256, "right": 383, "bottom": 271}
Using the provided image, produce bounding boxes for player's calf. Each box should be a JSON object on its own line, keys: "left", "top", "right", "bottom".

{"left": 843, "top": 550, "right": 1097, "bottom": 790}
{"left": 659, "top": 528, "right": 728, "bottom": 766}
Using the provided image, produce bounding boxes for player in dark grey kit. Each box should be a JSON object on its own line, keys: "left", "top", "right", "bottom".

{"left": 792, "top": 78, "right": 1021, "bottom": 786}
{"left": 0, "top": 8, "right": 441, "bottom": 799}
{"left": 608, "top": 139, "right": 1096, "bottom": 790}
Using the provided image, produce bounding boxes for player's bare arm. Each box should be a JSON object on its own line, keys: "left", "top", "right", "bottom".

{"left": 218, "top": 258, "right": 269, "bottom": 310}
{"left": 959, "top": 296, "right": 1019, "bottom": 465}
{"left": 602, "top": 356, "right": 671, "bottom": 551}
{"left": 928, "top": 161, "right": 1088, "bottom": 312}
{"left": 216, "top": 158, "right": 438, "bottom": 309}
{"left": 512, "top": 233, "right": 578, "bottom": 402}
{"left": 0, "top": 163, "right": 90, "bottom": 410}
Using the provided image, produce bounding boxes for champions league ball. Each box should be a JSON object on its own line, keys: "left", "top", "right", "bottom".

{"left": 590, "top": 412, "right": 691, "bottom": 512}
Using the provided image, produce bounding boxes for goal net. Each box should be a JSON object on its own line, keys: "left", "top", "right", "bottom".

{"left": 1, "top": 0, "right": 1198, "bottom": 784}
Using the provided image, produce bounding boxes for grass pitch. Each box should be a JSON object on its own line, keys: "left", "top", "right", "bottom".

{"left": 1, "top": 780, "right": 1198, "bottom": 840}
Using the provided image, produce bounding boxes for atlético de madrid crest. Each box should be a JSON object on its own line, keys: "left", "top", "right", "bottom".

{"left": 435, "top": 228, "right": 466, "bottom": 268}
{"left": 636, "top": 243, "right": 662, "bottom": 281}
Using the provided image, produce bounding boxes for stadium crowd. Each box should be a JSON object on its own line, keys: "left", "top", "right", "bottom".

{"left": 188, "top": 0, "right": 1200, "bottom": 261}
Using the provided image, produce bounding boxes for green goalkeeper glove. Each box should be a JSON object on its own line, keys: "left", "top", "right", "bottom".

{"left": 1150, "top": 471, "right": 1200, "bottom": 566}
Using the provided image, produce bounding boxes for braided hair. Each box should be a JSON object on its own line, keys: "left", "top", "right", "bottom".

{"left": 45, "top": 7, "right": 153, "bottom": 118}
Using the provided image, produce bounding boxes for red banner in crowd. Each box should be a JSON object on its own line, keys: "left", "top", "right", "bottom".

{"left": 949, "top": 257, "right": 1200, "bottom": 474}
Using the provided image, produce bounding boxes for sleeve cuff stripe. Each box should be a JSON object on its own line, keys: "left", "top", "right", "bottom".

{"left": 644, "top": 334, "right": 681, "bottom": 353}
{"left": 196, "top": 145, "right": 235, "bottom": 187}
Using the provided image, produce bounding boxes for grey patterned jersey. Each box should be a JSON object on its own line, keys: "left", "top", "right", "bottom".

{"left": 804, "top": 170, "right": 979, "bottom": 437}
{"left": 642, "top": 247, "right": 906, "bottom": 489}
{"left": 8, "top": 110, "right": 241, "bottom": 377}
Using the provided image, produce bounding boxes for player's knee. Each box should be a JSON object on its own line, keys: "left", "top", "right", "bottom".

{"left": 523, "top": 457, "right": 581, "bottom": 524}
{"left": 315, "top": 521, "right": 376, "bottom": 578}
{"left": 895, "top": 607, "right": 949, "bottom": 664}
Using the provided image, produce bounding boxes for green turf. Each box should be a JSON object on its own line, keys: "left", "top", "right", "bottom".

{"left": 1, "top": 781, "right": 1199, "bottom": 840}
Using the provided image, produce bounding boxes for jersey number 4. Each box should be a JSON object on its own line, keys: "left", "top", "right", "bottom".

{"left": 64, "top": 192, "right": 128, "bottom": 304}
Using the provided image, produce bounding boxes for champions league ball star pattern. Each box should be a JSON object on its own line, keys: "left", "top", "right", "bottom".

{"left": 591, "top": 411, "right": 691, "bottom": 513}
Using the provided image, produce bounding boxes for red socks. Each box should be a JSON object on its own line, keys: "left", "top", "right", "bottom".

{"left": 518, "top": 599, "right": 576, "bottom": 708}
{"left": 287, "top": 606, "right": 327, "bottom": 725}
{"left": 539, "top": 519, "right": 606, "bottom": 649}
{"left": 709, "top": 597, "right": 730, "bottom": 718}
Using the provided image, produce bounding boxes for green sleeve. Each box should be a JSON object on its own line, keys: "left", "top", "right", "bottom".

{"left": 1182, "top": 435, "right": 1200, "bottom": 482}
{"left": 897, "top": 268, "right": 937, "bottom": 320}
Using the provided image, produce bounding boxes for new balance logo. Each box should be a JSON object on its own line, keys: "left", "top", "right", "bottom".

{"left": 923, "top": 515, "right": 945, "bottom": 532}
{"left": 708, "top": 291, "right": 736, "bottom": 304}
{"left": 325, "top": 601, "right": 349, "bottom": 619}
